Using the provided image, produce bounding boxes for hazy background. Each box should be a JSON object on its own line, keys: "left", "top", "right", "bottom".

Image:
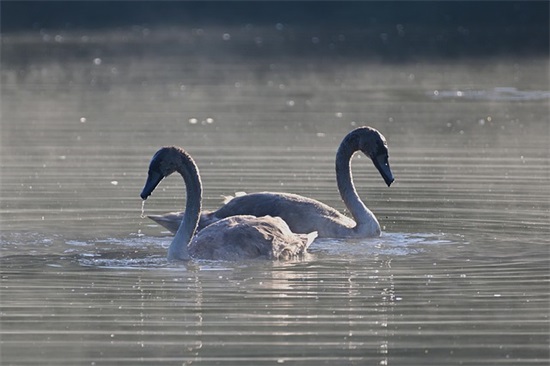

{"left": 2, "top": 1, "right": 548, "bottom": 58}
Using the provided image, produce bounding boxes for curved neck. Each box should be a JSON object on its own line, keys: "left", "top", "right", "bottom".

{"left": 167, "top": 152, "right": 202, "bottom": 261}
{"left": 335, "top": 133, "right": 379, "bottom": 233}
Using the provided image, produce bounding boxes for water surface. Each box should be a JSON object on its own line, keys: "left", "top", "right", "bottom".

{"left": 1, "top": 27, "right": 549, "bottom": 365}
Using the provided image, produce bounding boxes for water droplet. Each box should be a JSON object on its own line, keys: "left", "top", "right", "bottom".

{"left": 189, "top": 118, "right": 198, "bottom": 124}
{"left": 286, "top": 100, "right": 295, "bottom": 107}
{"left": 335, "top": 112, "right": 343, "bottom": 118}
{"left": 222, "top": 33, "right": 231, "bottom": 41}
{"left": 93, "top": 58, "right": 102, "bottom": 65}
{"left": 110, "top": 181, "right": 118, "bottom": 186}
{"left": 205, "top": 117, "right": 214, "bottom": 124}
{"left": 80, "top": 117, "right": 87, "bottom": 123}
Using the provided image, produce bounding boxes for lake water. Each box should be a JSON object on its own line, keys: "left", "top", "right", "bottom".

{"left": 1, "top": 27, "right": 549, "bottom": 365}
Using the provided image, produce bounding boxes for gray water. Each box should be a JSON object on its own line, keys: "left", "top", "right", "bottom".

{"left": 1, "top": 27, "right": 549, "bottom": 365}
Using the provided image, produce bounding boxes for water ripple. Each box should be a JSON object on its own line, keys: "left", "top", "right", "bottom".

{"left": 311, "top": 232, "right": 461, "bottom": 258}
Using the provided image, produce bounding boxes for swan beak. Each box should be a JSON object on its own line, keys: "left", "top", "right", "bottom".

{"left": 373, "top": 154, "right": 394, "bottom": 187}
{"left": 140, "top": 169, "right": 164, "bottom": 200}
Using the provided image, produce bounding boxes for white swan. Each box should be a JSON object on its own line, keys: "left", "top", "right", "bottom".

{"left": 148, "top": 126, "right": 394, "bottom": 238}
{"left": 140, "top": 146, "right": 317, "bottom": 261}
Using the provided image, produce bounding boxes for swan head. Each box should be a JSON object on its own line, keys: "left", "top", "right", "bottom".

{"left": 140, "top": 146, "right": 186, "bottom": 200}
{"left": 357, "top": 127, "right": 395, "bottom": 187}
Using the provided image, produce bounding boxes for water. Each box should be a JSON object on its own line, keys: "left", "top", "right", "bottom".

{"left": 1, "top": 27, "right": 549, "bottom": 365}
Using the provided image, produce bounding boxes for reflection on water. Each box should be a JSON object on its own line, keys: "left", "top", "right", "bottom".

{"left": 1, "top": 27, "right": 549, "bottom": 365}
{"left": 429, "top": 87, "right": 550, "bottom": 101}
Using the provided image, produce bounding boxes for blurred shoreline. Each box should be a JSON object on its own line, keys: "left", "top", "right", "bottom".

{"left": 1, "top": 2, "right": 548, "bottom": 61}
{"left": 2, "top": 24, "right": 548, "bottom": 69}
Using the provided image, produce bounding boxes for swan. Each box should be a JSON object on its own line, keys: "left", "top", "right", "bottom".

{"left": 148, "top": 126, "right": 394, "bottom": 238}
{"left": 140, "top": 146, "right": 317, "bottom": 261}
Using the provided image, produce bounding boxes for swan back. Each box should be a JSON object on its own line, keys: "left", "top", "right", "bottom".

{"left": 189, "top": 215, "right": 317, "bottom": 260}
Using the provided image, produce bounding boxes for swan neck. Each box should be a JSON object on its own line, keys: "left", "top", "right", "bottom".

{"left": 167, "top": 153, "right": 202, "bottom": 261}
{"left": 335, "top": 134, "right": 376, "bottom": 228}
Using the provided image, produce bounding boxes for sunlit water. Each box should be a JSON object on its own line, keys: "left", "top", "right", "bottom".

{"left": 1, "top": 27, "right": 549, "bottom": 365}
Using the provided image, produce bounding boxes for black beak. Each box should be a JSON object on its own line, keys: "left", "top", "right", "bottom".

{"left": 140, "top": 169, "right": 164, "bottom": 200}
{"left": 373, "top": 154, "right": 394, "bottom": 187}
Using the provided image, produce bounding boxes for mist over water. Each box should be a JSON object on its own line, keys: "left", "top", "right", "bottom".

{"left": 1, "top": 11, "right": 549, "bottom": 366}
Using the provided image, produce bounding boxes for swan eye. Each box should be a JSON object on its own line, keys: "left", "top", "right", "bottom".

{"left": 149, "top": 161, "right": 167, "bottom": 177}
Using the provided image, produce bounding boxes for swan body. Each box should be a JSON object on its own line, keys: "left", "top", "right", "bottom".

{"left": 148, "top": 126, "right": 394, "bottom": 239}
{"left": 140, "top": 146, "right": 317, "bottom": 261}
